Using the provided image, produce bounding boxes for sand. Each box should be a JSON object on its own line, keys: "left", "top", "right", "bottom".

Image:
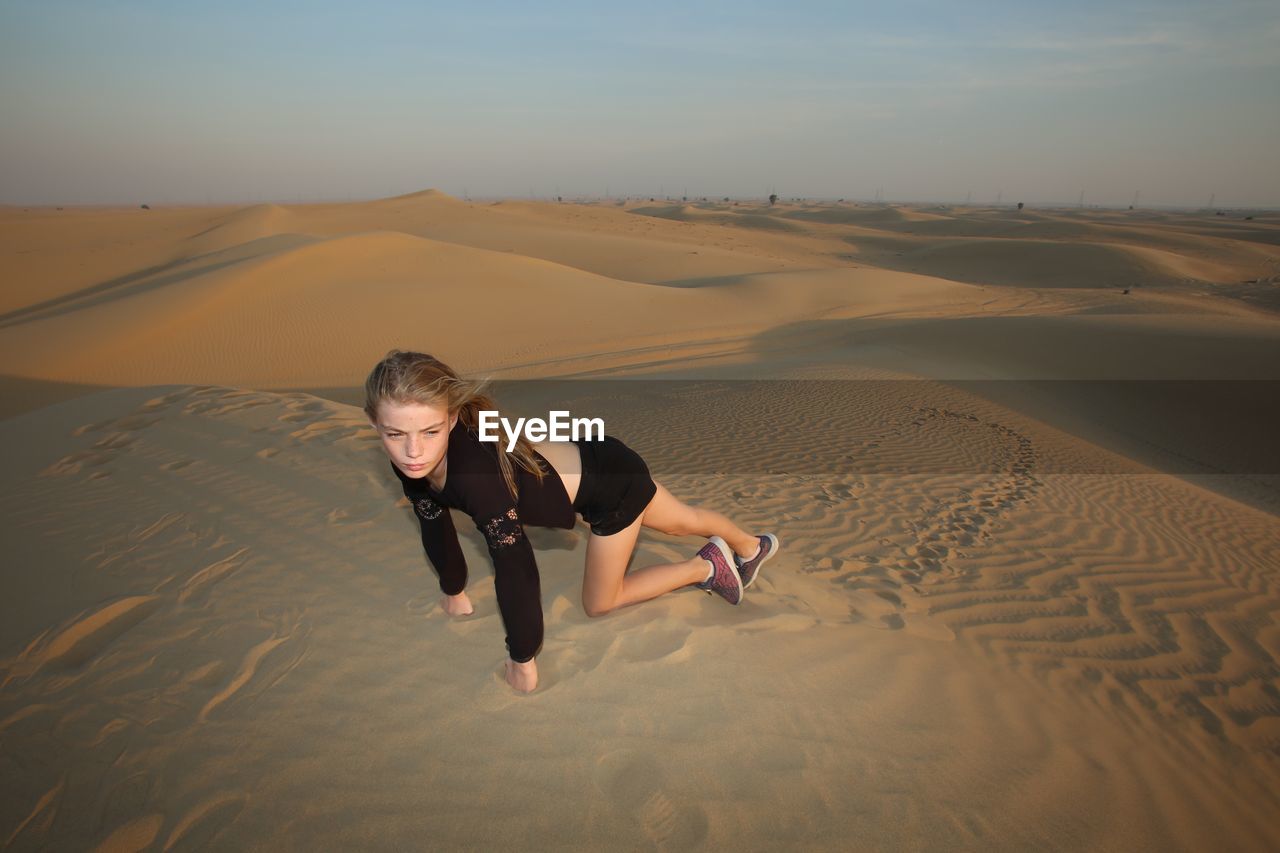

{"left": 1, "top": 194, "right": 1278, "bottom": 850}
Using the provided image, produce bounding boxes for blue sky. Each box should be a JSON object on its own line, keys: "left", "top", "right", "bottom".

{"left": 2, "top": 0, "right": 1277, "bottom": 206}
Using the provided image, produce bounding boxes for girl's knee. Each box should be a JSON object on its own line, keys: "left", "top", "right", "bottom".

{"left": 582, "top": 598, "right": 614, "bottom": 618}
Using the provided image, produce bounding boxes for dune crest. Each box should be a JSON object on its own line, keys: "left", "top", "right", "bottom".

{"left": 182, "top": 203, "right": 297, "bottom": 255}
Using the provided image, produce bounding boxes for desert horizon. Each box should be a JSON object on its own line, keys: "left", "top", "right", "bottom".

{"left": 7, "top": 192, "right": 1276, "bottom": 213}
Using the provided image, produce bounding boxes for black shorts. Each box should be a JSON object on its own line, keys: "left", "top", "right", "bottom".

{"left": 571, "top": 435, "right": 658, "bottom": 536}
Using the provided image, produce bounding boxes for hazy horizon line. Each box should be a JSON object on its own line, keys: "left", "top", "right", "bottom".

{"left": 4, "top": 192, "right": 1275, "bottom": 213}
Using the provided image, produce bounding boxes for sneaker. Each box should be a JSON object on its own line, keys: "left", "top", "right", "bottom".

{"left": 694, "top": 536, "right": 743, "bottom": 605}
{"left": 734, "top": 534, "right": 778, "bottom": 589}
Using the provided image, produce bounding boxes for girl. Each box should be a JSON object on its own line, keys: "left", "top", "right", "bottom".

{"left": 365, "top": 350, "right": 779, "bottom": 694}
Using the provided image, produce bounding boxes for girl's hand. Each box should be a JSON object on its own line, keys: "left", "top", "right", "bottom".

{"left": 440, "top": 591, "right": 474, "bottom": 616}
{"left": 505, "top": 657, "right": 538, "bottom": 693}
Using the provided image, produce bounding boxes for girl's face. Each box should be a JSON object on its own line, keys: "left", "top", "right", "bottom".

{"left": 372, "top": 398, "right": 458, "bottom": 480}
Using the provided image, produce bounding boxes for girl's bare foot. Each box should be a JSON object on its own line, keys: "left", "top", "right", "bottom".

{"left": 441, "top": 591, "right": 474, "bottom": 616}
{"left": 505, "top": 657, "right": 538, "bottom": 693}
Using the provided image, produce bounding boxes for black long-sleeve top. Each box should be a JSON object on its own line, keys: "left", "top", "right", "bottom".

{"left": 391, "top": 419, "right": 576, "bottom": 663}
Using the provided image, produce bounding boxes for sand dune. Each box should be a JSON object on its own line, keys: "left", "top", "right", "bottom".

{"left": 0, "top": 206, "right": 224, "bottom": 314}
{"left": 183, "top": 203, "right": 297, "bottom": 255}
{"left": 2, "top": 380, "right": 1277, "bottom": 849}
{"left": 779, "top": 205, "right": 933, "bottom": 225}
{"left": 0, "top": 211, "right": 978, "bottom": 387}
{"left": 627, "top": 203, "right": 722, "bottom": 222}
{"left": 1, "top": 194, "right": 1278, "bottom": 849}
{"left": 631, "top": 204, "right": 807, "bottom": 233}
{"left": 855, "top": 237, "right": 1173, "bottom": 289}
{"left": 313, "top": 195, "right": 823, "bottom": 284}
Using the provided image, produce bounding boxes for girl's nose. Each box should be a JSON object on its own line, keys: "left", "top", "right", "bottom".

{"left": 406, "top": 436, "right": 422, "bottom": 457}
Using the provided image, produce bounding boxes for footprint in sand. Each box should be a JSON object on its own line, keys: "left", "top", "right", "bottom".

{"left": 840, "top": 408, "right": 1043, "bottom": 593}
{"left": 836, "top": 588, "right": 910, "bottom": 630}
{"left": 404, "top": 591, "right": 479, "bottom": 620}
{"left": 612, "top": 628, "right": 693, "bottom": 664}
{"left": 532, "top": 595, "right": 614, "bottom": 681}
{"left": 404, "top": 591, "right": 440, "bottom": 617}
{"left": 540, "top": 639, "right": 613, "bottom": 683}
{"left": 593, "top": 749, "right": 709, "bottom": 850}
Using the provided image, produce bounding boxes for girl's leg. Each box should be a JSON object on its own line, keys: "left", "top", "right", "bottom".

{"left": 580, "top": 481, "right": 759, "bottom": 617}
{"left": 640, "top": 482, "right": 758, "bottom": 559}
{"left": 581, "top": 511, "right": 705, "bottom": 616}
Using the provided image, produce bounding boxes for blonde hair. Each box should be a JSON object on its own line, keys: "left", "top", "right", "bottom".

{"left": 364, "top": 350, "right": 546, "bottom": 500}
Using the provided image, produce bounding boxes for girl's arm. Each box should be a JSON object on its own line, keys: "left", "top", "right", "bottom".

{"left": 410, "top": 495, "right": 468, "bottom": 596}
{"left": 473, "top": 505, "right": 544, "bottom": 664}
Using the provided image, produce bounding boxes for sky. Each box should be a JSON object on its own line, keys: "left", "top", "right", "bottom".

{"left": 2, "top": 0, "right": 1278, "bottom": 207}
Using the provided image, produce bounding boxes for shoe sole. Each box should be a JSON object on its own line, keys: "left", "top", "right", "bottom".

{"left": 740, "top": 534, "right": 779, "bottom": 590}
{"left": 699, "top": 536, "right": 743, "bottom": 605}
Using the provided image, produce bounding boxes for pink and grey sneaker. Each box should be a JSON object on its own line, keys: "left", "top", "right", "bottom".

{"left": 734, "top": 534, "right": 778, "bottom": 589}
{"left": 694, "top": 536, "right": 743, "bottom": 605}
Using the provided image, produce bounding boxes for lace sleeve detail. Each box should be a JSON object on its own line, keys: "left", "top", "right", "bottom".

{"left": 413, "top": 495, "right": 444, "bottom": 521}
{"left": 481, "top": 507, "right": 525, "bottom": 550}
